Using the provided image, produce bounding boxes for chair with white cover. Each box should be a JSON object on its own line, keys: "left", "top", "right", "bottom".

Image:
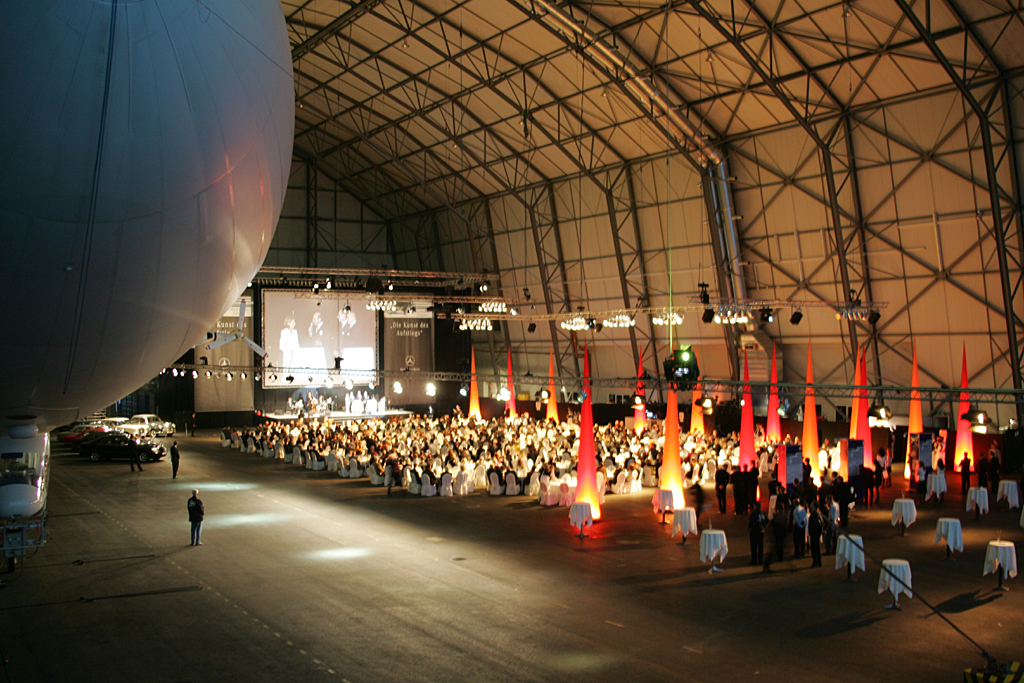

{"left": 505, "top": 472, "right": 521, "bottom": 496}
{"left": 221, "top": 436, "right": 231, "bottom": 448}
{"left": 454, "top": 470, "right": 470, "bottom": 495}
{"left": 612, "top": 471, "right": 628, "bottom": 494}
{"left": 420, "top": 474, "right": 436, "bottom": 497}
{"left": 538, "top": 477, "right": 556, "bottom": 505}
{"left": 489, "top": 471, "right": 505, "bottom": 496}
{"left": 526, "top": 472, "right": 541, "bottom": 497}
{"left": 595, "top": 472, "right": 606, "bottom": 504}
{"left": 349, "top": 459, "right": 362, "bottom": 478}
{"left": 247, "top": 436, "right": 257, "bottom": 453}
{"left": 383, "top": 465, "right": 396, "bottom": 487}
{"left": 313, "top": 458, "right": 326, "bottom": 471}
{"left": 407, "top": 470, "right": 422, "bottom": 495}
{"left": 230, "top": 432, "right": 240, "bottom": 448}
{"left": 627, "top": 470, "right": 642, "bottom": 494}
{"left": 474, "top": 463, "right": 489, "bottom": 489}
{"left": 288, "top": 446, "right": 299, "bottom": 464}
{"left": 440, "top": 472, "right": 454, "bottom": 496}
{"left": 304, "top": 451, "right": 314, "bottom": 469}
{"left": 368, "top": 467, "right": 384, "bottom": 485}
{"left": 642, "top": 465, "right": 657, "bottom": 487}
{"left": 326, "top": 451, "right": 338, "bottom": 472}
{"left": 558, "top": 482, "right": 573, "bottom": 507}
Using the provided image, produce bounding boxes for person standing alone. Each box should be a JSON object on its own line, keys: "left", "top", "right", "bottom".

{"left": 170, "top": 441, "right": 180, "bottom": 479}
{"left": 130, "top": 439, "right": 144, "bottom": 472}
{"left": 187, "top": 490, "right": 204, "bottom": 546}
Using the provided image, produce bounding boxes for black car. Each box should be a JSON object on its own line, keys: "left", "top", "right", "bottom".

{"left": 78, "top": 432, "right": 166, "bottom": 463}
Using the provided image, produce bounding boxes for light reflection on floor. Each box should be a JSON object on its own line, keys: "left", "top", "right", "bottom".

{"left": 164, "top": 482, "right": 261, "bottom": 491}
{"left": 305, "top": 547, "right": 373, "bottom": 560}
{"left": 204, "top": 512, "right": 293, "bottom": 527}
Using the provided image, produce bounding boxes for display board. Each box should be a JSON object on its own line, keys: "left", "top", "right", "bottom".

{"left": 261, "top": 290, "right": 376, "bottom": 388}
{"left": 383, "top": 304, "right": 434, "bottom": 404}
{"left": 195, "top": 296, "right": 255, "bottom": 412}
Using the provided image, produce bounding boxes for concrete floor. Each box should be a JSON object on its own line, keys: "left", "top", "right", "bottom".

{"left": 1, "top": 434, "right": 1021, "bottom": 683}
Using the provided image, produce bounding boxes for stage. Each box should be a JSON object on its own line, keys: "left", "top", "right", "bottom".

{"left": 262, "top": 409, "right": 412, "bottom": 423}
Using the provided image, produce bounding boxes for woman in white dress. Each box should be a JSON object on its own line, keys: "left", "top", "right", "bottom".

{"left": 279, "top": 316, "right": 300, "bottom": 368}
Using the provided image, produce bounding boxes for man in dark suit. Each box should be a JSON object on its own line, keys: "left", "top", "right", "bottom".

{"left": 977, "top": 453, "right": 989, "bottom": 489}
{"left": 731, "top": 465, "right": 747, "bottom": 515}
{"left": 959, "top": 455, "right": 972, "bottom": 495}
{"left": 715, "top": 465, "right": 730, "bottom": 514}
{"left": 170, "top": 441, "right": 180, "bottom": 479}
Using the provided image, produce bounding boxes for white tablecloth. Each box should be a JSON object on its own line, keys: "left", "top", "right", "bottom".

{"left": 983, "top": 540, "right": 1017, "bottom": 579}
{"left": 996, "top": 480, "right": 1021, "bottom": 509}
{"left": 878, "top": 558, "right": 913, "bottom": 600}
{"left": 892, "top": 499, "right": 917, "bottom": 527}
{"left": 926, "top": 472, "right": 947, "bottom": 500}
{"left": 569, "top": 502, "right": 594, "bottom": 532}
{"left": 652, "top": 489, "right": 675, "bottom": 514}
{"left": 699, "top": 529, "right": 728, "bottom": 564}
{"left": 935, "top": 517, "right": 964, "bottom": 553}
{"left": 967, "top": 486, "right": 990, "bottom": 514}
{"left": 835, "top": 534, "right": 865, "bottom": 574}
{"left": 672, "top": 507, "right": 698, "bottom": 539}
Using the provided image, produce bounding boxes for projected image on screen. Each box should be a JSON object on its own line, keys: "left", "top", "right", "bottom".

{"left": 262, "top": 290, "right": 376, "bottom": 388}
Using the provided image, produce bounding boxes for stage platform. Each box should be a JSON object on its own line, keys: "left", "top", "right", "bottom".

{"left": 262, "top": 409, "right": 412, "bottom": 422}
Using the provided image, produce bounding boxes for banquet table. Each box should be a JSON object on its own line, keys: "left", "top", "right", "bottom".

{"left": 835, "top": 534, "right": 865, "bottom": 578}
{"left": 983, "top": 540, "right": 1017, "bottom": 590}
{"left": 652, "top": 489, "right": 675, "bottom": 523}
{"left": 568, "top": 502, "right": 594, "bottom": 537}
{"left": 891, "top": 498, "right": 917, "bottom": 534}
{"left": 935, "top": 517, "right": 964, "bottom": 557}
{"left": 672, "top": 507, "right": 698, "bottom": 543}
{"left": 926, "top": 472, "right": 947, "bottom": 500}
{"left": 967, "top": 486, "right": 990, "bottom": 517}
{"left": 878, "top": 559, "right": 913, "bottom": 609}
{"left": 996, "top": 480, "right": 1021, "bottom": 510}
{"left": 699, "top": 529, "right": 728, "bottom": 572}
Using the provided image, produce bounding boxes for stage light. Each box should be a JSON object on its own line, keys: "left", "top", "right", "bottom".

{"left": 393, "top": 381, "right": 403, "bottom": 394}
{"left": 790, "top": 310, "right": 803, "bottom": 325}
{"left": 171, "top": 368, "right": 179, "bottom": 377}
{"left": 703, "top": 398, "right": 712, "bottom": 408}
{"left": 698, "top": 282, "right": 710, "bottom": 305}
{"left": 344, "top": 378, "right": 354, "bottom": 390}
{"left": 368, "top": 381, "right": 376, "bottom": 390}
{"left": 868, "top": 310, "right": 881, "bottom": 325}
{"left": 713, "top": 312, "right": 722, "bottom": 324}
{"left": 307, "top": 376, "right": 313, "bottom": 384}
{"left": 963, "top": 405, "right": 989, "bottom": 426}
{"left": 425, "top": 383, "right": 436, "bottom": 396}
{"left": 523, "top": 287, "right": 531, "bottom": 300}
{"left": 225, "top": 373, "right": 233, "bottom": 381}
{"left": 285, "top": 375, "right": 294, "bottom": 383}
{"left": 632, "top": 393, "right": 644, "bottom": 406}
{"left": 205, "top": 370, "right": 212, "bottom": 377}
{"left": 192, "top": 370, "right": 199, "bottom": 379}
{"left": 527, "top": 322, "right": 537, "bottom": 333}
{"left": 325, "top": 278, "right": 331, "bottom": 290}
{"left": 199, "top": 356, "right": 208, "bottom": 365}
{"left": 387, "top": 280, "right": 394, "bottom": 291}
{"left": 702, "top": 308, "right": 715, "bottom": 323}
{"left": 681, "top": 350, "right": 691, "bottom": 362}
{"left": 270, "top": 374, "right": 278, "bottom": 381}
{"left": 459, "top": 385, "right": 468, "bottom": 397}
{"left": 254, "top": 372, "right": 261, "bottom": 381}
{"left": 541, "top": 389, "right": 550, "bottom": 400}
{"left": 241, "top": 372, "right": 247, "bottom": 380}
{"left": 760, "top": 307, "right": 774, "bottom": 323}
{"left": 324, "top": 377, "right": 334, "bottom": 388}
{"left": 344, "top": 304, "right": 351, "bottom": 312}
{"left": 510, "top": 307, "right": 519, "bottom": 316}
{"left": 479, "top": 283, "right": 489, "bottom": 292}
{"left": 334, "top": 356, "right": 343, "bottom": 370}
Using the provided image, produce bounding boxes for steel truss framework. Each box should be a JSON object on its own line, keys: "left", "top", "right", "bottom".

{"left": 277, "top": 0, "right": 1024, "bottom": 423}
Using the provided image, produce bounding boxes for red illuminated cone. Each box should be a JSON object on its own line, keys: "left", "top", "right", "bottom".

{"left": 801, "top": 343, "right": 819, "bottom": 480}
{"left": 573, "top": 346, "right": 602, "bottom": 519}
{"left": 740, "top": 350, "right": 755, "bottom": 468}
{"left": 766, "top": 345, "right": 781, "bottom": 442}
{"left": 468, "top": 349, "right": 481, "bottom": 420}
{"left": 660, "top": 388, "right": 685, "bottom": 510}
{"left": 505, "top": 348, "right": 517, "bottom": 417}
{"left": 850, "top": 345, "right": 862, "bottom": 440}
{"left": 905, "top": 343, "right": 922, "bottom": 478}
{"left": 633, "top": 353, "right": 647, "bottom": 434}
{"left": 953, "top": 344, "right": 974, "bottom": 472}
{"left": 545, "top": 349, "right": 559, "bottom": 423}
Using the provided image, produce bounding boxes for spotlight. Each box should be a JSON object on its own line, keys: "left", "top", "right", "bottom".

{"left": 681, "top": 350, "right": 691, "bottom": 362}
{"left": 790, "top": 310, "right": 803, "bottom": 325}
{"left": 241, "top": 372, "right": 247, "bottom": 380}
{"left": 868, "top": 310, "right": 881, "bottom": 325}
{"left": 480, "top": 283, "right": 489, "bottom": 292}
{"left": 368, "top": 381, "right": 376, "bottom": 390}
{"left": 334, "top": 356, "right": 343, "bottom": 370}
{"left": 393, "top": 381, "right": 403, "bottom": 394}
{"left": 540, "top": 389, "right": 550, "bottom": 400}
{"left": 527, "top": 322, "right": 537, "bottom": 333}
{"left": 285, "top": 375, "right": 295, "bottom": 383}
{"left": 713, "top": 312, "right": 722, "bottom": 324}
{"left": 510, "top": 307, "right": 519, "bottom": 316}
{"left": 270, "top": 374, "right": 278, "bottom": 381}
{"left": 254, "top": 372, "right": 261, "bottom": 381}
{"left": 344, "top": 304, "right": 352, "bottom": 312}
{"left": 703, "top": 398, "right": 712, "bottom": 408}
{"left": 760, "top": 307, "right": 774, "bottom": 323}
{"left": 595, "top": 322, "right": 603, "bottom": 333}
{"left": 387, "top": 280, "right": 394, "bottom": 291}
{"left": 459, "top": 385, "right": 468, "bottom": 397}
{"left": 199, "top": 356, "right": 208, "bottom": 365}
{"left": 523, "top": 287, "right": 531, "bottom": 301}
{"left": 171, "top": 368, "right": 179, "bottom": 377}
{"left": 698, "top": 282, "right": 710, "bottom": 305}
{"left": 225, "top": 373, "right": 233, "bottom": 381}
{"left": 307, "top": 376, "right": 313, "bottom": 384}
{"left": 425, "top": 383, "right": 436, "bottom": 396}
{"left": 632, "top": 393, "right": 644, "bottom": 406}
{"left": 192, "top": 370, "right": 198, "bottom": 379}
{"left": 702, "top": 308, "right": 715, "bottom": 323}
{"left": 344, "top": 378, "right": 354, "bottom": 390}
{"left": 205, "top": 370, "right": 212, "bottom": 377}
{"left": 325, "top": 377, "right": 334, "bottom": 389}
{"left": 963, "top": 405, "right": 989, "bottom": 426}
{"left": 313, "top": 283, "right": 319, "bottom": 292}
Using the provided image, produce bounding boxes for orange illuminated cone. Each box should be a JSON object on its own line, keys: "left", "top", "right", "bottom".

{"left": 740, "top": 351, "right": 755, "bottom": 468}
{"left": 468, "top": 349, "right": 481, "bottom": 420}
{"left": 850, "top": 345, "right": 862, "bottom": 440}
{"left": 633, "top": 353, "right": 647, "bottom": 434}
{"left": 660, "top": 388, "right": 686, "bottom": 509}
{"left": 505, "top": 348, "right": 517, "bottom": 418}
{"left": 905, "top": 343, "right": 922, "bottom": 478}
{"left": 766, "top": 345, "right": 781, "bottom": 442}
{"left": 856, "top": 347, "right": 871, "bottom": 453}
{"left": 545, "top": 349, "right": 559, "bottom": 423}
{"left": 953, "top": 344, "right": 974, "bottom": 472}
{"left": 690, "top": 348, "right": 705, "bottom": 435}
{"left": 574, "top": 345, "right": 602, "bottom": 519}
{"left": 802, "top": 343, "right": 819, "bottom": 467}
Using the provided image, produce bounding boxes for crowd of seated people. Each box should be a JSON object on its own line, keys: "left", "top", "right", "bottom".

{"left": 221, "top": 409, "right": 853, "bottom": 508}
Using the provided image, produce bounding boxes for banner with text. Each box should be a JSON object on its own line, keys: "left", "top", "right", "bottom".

{"left": 195, "top": 295, "right": 255, "bottom": 412}
{"left": 383, "top": 305, "right": 434, "bottom": 405}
